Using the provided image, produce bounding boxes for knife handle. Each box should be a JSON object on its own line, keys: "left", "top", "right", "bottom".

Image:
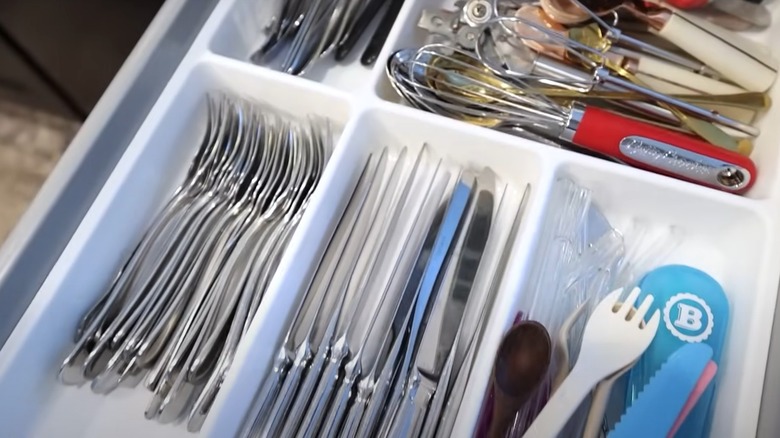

{"left": 388, "top": 371, "right": 434, "bottom": 437}
{"left": 388, "top": 374, "right": 420, "bottom": 437}
{"left": 358, "top": 361, "right": 400, "bottom": 437}
{"left": 341, "top": 391, "right": 368, "bottom": 438}
{"left": 321, "top": 367, "right": 359, "bottom": 437}
{"left": 634, "top": 56, "right": 743, "bottom": 95}
{"left": 335, "top": 0, "right": 387, "bottom": 61}
{"left": 265, "top": 356, "right": 309, "bottom": 436}
{"left": 296, "top": 353, "right": 345, "bottom": 437}
{"left": 360, "top": 0, "right": 406, "bottom": 65}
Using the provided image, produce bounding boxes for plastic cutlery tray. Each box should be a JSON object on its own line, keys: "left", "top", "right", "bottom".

{"left": 1, "top": 0, "right": 780, "bottom": 437}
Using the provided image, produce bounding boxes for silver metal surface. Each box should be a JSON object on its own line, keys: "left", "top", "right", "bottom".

{"left": 435, "top": 184, "right": 529, "bottom": 438}
{"left": 353, "top": 164, "right": 453, "bottom": 438}
{"left": 561, "top": 103, "right": 585, "bottom": 143}
{"left": 595, "top": 68, "right": 760, "bottom": 137}
{"left": 319, "top": 148, "right": 426, "bottom": 437}
{"left": 381, "top": 174, "right": 474, "bottom": 437}
{"left": 618, "top": 135, "right": 752, "bottom": 191}
{"left": 257, "top": 148, "right": 390, "bottom": 438}
{"left": 56, "top": 94, "right": 334, "bottom": 430}
{"left": 390, "top": 169, "right": 493, "bottom": 437}
{"left": 240, "top": 151, "right": 383, "bottom": 438}
{"left": 291, "top": 149, "right": 409, "bottom": 438}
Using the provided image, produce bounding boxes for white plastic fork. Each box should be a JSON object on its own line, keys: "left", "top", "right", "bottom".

{"left": 523, "top": 287, "right": 660, "bottom": 438}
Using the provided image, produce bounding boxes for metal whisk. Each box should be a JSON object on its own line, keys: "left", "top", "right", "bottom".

{"left": 388, "top": 44, "right": 570, "bottom": 143}
{"left": 387, "top": 43, "right": 756, "bottom": 193}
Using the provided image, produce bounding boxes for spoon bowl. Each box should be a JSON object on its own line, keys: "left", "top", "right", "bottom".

{"left": 489, "top": 320, "right": 552, "bottom": 438}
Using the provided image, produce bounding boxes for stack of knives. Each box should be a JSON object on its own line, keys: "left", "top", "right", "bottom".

{"left": 240, "top": 145, "right": 529, "bottom": 438}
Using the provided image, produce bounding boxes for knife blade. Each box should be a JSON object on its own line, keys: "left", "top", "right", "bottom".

{"left": 388, "top": 169, "right": 494, "bottom": 437}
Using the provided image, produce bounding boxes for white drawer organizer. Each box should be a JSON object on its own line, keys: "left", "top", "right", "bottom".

{"left": 1, "top": 0, "right": 780, "bottom": 437}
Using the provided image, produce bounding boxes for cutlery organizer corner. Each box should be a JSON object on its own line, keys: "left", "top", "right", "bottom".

{"left": 2, "top": 0, "right": 780, "bottom": 436}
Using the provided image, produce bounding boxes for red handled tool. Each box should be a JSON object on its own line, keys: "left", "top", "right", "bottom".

{"left": 563, "top": 104, "right": 755, "bottom": 194}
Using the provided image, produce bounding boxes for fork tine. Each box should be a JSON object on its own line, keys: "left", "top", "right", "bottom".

{"left": 632, "top": 294, "right": 655, "bottom": 325}
{"left": 600, "top": 288, "right": 624, "bottom": 311}
{"left": 645, "top": 309, "right": 661, "bottom": 333}
{"left": 616, "top": 287, "right": 641, "bottom": 319}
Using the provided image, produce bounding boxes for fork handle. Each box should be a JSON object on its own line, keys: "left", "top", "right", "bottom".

{"left": 523, "top": 367, "right": 594, "bottom": 438}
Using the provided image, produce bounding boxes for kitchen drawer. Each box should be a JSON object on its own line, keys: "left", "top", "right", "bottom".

{"left": 1, "top": 0, "right": 780, "bottom": 437}
{"left": 0, "top": 0, "right": 219, "bottom": 348}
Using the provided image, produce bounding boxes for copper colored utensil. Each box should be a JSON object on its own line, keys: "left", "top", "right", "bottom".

{"left": 488, "top": 321, "right": 552, "bottom": 438}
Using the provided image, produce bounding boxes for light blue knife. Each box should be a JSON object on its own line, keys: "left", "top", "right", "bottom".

{"left": 610, "top": 343, "right": 713, "bottom": 438}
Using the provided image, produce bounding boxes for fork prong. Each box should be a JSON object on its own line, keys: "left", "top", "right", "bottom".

{"left": 616, "top": 287, "right": 641, "bottom": 319}
{"left": 632, "top": 295, "right": 655, "bottom": 325}
{"left": 600, "top": 288, "right": 624, "bottom": 310}
{"left": 645, "top": 309, "right": 662, "bottom": 334}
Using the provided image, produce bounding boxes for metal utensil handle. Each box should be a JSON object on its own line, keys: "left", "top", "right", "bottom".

{"left": 388, "top": 372, "right": 430, "bottom": 438}
{"left": 614, "top": 31, "right": 719, "bottom": 78}
{"left": 280, "top": 347, "right": 327, "bottom": 436}
{"left": 341, "top": 392, "right": 368, "bottom": 438}
{"left": 264, "top": 356, "right": 309, "bottom": 437}
{"left": 297, "top": 356, "right": 344, "bottom": 437}
{"left": 596, "top": 69, "right": 759, "bottom": 137}
{"left": 321, "top": 374, "right": 357, "bottom": 437}
{"left": 358, "top": 354, "right": 401, "bottom": 437}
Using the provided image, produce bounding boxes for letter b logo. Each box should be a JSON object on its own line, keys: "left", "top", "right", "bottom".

{"left": 663, "top": 293, "right": 713, "bottom": 343}
{"left": 674, "top": 303, "right": 703, "bottom": 331}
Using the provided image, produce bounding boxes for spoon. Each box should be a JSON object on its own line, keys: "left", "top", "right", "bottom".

{"left": 488, "top": 321, "right": 552, "bottom": 438}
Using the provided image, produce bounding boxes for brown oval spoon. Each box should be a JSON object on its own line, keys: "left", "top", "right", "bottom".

{"left": 488, "top": 320, "right": 552, "bottom": 438}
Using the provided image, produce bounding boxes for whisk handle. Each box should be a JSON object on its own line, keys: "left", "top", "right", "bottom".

{"left": 569, "top": 105, "right": 756, "bottom": 194}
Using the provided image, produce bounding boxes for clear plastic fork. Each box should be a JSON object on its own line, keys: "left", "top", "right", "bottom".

{"left": 522, "top": 287, "right": 660, "bottom": 438}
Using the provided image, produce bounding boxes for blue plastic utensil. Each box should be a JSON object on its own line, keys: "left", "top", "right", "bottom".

{"left": 626, "top": 265, "right": 729, "bottom": 438}
{"left": 610, "top": 343, "right": 714, "bottom": 438}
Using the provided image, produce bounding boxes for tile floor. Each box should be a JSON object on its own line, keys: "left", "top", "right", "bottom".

{"left": 0, "top": 101, "right": 79, "bottom": 243}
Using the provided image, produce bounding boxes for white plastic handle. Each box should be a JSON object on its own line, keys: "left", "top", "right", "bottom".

{"left": 523, "top": 366, "right": 593, "bottom": 437}
{"left": 656, "top": 10, "right": 778, "bottom": 92}
{"left": 636, "top": 56, "right": 745, "bottom": 95}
